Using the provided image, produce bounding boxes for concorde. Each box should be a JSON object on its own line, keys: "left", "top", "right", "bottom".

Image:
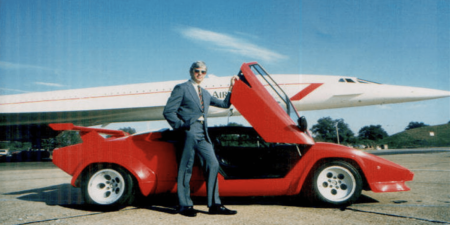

{"left": 1, "top": 74, "right": 449, "bottom": 141}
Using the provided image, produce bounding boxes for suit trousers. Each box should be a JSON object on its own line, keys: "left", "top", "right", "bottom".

{"left": 177, "top": 121, "right": 221, "bottom": 208}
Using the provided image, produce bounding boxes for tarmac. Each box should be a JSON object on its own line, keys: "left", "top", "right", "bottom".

{"left": 0, "top": 148, "right": 449, "bottom": 225}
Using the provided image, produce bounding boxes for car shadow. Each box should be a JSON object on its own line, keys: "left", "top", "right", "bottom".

{"left": 5, "top": 183, "right": 84, "bottom": 206}
{"left": 4, "top": 184, "right": 379, "bottom": 213}
{"left": 354, "top": 194, "right": 379, "bottom": 204}
{"left": 3, "top": 183, "right": 121, "bottom": 212}
{"left": 137, "top": 193, "right": 380, "bottom": 214}
{"left": 217, "top": 194, "right": 378, "bottom": 208}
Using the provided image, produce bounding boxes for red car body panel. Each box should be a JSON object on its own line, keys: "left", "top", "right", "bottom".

{"left": 50, "top": 62, "right": 413, "bottom": 202}
{"left": 286, "top": 143, "right": 413, "bottom": 194}
{"left": 51, "top": 128, "right": 161, "bottom": 196}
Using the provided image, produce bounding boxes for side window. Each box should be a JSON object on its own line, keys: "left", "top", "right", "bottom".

{"left": 216, "top": 133, "right": 267, "bottom": 148}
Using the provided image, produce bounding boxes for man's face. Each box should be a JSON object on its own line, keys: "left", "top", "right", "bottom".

{"left": 190, "top": 67, "right": 207, "bottom": 84}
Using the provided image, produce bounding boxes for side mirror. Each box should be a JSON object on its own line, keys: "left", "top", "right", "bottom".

{"left": 297, "top": 116, "right": 308, "bottom": 133}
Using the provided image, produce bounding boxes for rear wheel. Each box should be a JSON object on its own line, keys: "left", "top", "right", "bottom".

{"left": 81, "top": 164, "right": 135, "bottom": 206}
{"left": 306, "top": 161, "right": 362, "bottom": 206}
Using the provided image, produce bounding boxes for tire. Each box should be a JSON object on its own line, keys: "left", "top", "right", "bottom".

{"left": 306, "top": 161, "right": 362, "bottom": 207}
{"left": 81, "top": 164, "right": 136, "bottom": 206}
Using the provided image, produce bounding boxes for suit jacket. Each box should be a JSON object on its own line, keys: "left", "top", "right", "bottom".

{"left": 163, "top": 81, "right": 231, "bottom": 142}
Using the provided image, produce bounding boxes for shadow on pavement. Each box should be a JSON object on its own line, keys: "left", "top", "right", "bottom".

{"left": 5, "top": 184, "right": 83, "bottom": 206}
{"left": 5, "top": 184, "right": 379, "bottom": 213}
{"left": 136, "top": 193, "right": 380, "bottom": 214}
{"left": 4, "top": 184, "right": 129, "bottom": 212}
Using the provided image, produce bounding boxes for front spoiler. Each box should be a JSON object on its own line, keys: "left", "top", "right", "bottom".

{"left": 370, "top": 179, "right": 412, "bottom": 192}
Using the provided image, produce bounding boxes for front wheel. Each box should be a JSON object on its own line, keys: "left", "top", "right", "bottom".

{"left": 81, "top": 164, "right": 135, "bottom": 206}
{"left": 306, "top": 161, "right": 362, "bottom": 207}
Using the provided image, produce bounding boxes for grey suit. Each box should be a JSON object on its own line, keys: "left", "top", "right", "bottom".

{"left": 163, "top": 80, "right": 231, "bottom": 207}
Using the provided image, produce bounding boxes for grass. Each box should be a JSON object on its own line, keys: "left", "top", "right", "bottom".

{"left": 382, "top": 123, "right": 450, "bottom": 149}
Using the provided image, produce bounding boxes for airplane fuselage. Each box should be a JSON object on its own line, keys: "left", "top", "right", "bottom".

{"left": 1, "top": 75, "right": 449, "bottom": 128}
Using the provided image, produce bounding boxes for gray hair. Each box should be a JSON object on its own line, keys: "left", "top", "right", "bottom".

{"left": 189, "top": 61, "right": 207, "bottom": 74}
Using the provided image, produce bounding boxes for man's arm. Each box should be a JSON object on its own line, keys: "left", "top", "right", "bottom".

{"left": 209, "top": 75, "right": 238, "bottom": 108}
{"left": 210, "top": 92, "right": 232, "bottom": 109}
{"left": 163, "top": 85, "right": 186, "bottom": 130}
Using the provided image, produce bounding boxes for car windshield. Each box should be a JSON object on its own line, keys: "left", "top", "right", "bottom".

{"left": 249, "top": 64, "right": 300, "bottom": 124}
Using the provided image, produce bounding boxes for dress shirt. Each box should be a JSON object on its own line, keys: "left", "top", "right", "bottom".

{"left": 189, "top": 79, "right": 232, "bottom": 122}
{"left": 189, "top": 80, "right": 205, "bottom": 121}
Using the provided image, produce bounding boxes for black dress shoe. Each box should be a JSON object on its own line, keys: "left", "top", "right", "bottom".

{"left": 209, "top": 205, "right": 237, "bottom": 215}
{"left": 178, "top": 206, "right": 197, "bottom": 217}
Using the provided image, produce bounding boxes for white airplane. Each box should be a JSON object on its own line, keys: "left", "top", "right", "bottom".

{"left": 1, "top": 74, "right": 449, "bottom": 142}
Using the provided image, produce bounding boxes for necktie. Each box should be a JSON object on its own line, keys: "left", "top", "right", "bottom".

{"left": 198, "top": 85, "right": 204, "bottom": 111}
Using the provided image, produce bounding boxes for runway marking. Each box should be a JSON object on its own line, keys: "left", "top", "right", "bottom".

{"left": 354, "top": 204, "right": 450, "bottom": 207}
{"left": 15, "top": 212, "right": 105, "bottom": 225}
{"left": 410, "top": 169, "right": 450, "bottom": 172}
{"left": 347, "top": 207, "right": 450, "bottom": 224}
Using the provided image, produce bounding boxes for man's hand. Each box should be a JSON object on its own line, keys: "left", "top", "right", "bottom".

{"left": 228, "top": 75, "right": 239, "bottom": 91}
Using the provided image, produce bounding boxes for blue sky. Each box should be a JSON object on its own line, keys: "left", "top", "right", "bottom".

{"left": 1, "top": 0, "right": 449, "bottom": 135}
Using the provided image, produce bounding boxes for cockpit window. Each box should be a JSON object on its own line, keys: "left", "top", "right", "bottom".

{"left": 345, "top": 78, "right": 355, "bottom": 83}
{"left": 339, "top": 78, "right": 356, "bottom": 83}
{"left": 339, "top": 78, "right": 380, "bottom": 84}
{"left": 357, "top": 78, "right": 380, "bottom": 84}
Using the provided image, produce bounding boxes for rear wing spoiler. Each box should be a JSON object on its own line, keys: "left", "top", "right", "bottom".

{"left": 49, "top": 123, "right": 129, "bottom": 138}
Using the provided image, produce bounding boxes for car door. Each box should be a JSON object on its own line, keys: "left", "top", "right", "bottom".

{"left": 230, "top": 62, "right": 315, "bottom": 145}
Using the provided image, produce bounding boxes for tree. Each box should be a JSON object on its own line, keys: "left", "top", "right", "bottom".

{"left": 55, "top": 131, "right": 82, "bottom": 147}
{"left": 405, "top": 122, "right": 429, "bottom": 130}
{"left": 227, "top": 122, "right": 244, "bottom": 127}
{"left": 119, "top": 127, "right": 136, "bottom": 135}
{"left": 0, "top": 141, "right": 31, "bottom": 150}
{"left": 311, "top": 117, "right": 355, "bottom": 144}
{"left": 41, "top": 138, "right": 57, "bottom": 150}
{"left": 358, "top": 125, "right": 388, "bottom": 141}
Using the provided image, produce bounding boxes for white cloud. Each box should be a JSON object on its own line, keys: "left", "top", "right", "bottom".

{"left": 0, "top": 88, "right": 30, "bottom": 94}
{"left": 0, "top": 61, "right": 20, "bottom": 69}
{"left": 0, "top": 61, "right": 54, "bottom": 71}
{"left": 178, "top": 27, "right": 287, "bottom": 62}
{"left": 34, "top": 82, "right": 64, "bottom": 87}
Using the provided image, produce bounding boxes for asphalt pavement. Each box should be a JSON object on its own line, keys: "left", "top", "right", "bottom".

{"left": 0, "top": 149, "right": 449, "bottom": 225}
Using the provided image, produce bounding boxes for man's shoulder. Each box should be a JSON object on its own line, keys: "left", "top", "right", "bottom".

{"left": 173, "top": 81, "right": 190, "bottom": 89}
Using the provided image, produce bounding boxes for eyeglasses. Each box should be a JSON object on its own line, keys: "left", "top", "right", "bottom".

{"left": 194, "top": 69, "right": 207, "bottom": 75}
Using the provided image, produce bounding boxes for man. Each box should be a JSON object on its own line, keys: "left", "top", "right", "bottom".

{"left": 163, "top": 61, "right": 238, "bottom": 217}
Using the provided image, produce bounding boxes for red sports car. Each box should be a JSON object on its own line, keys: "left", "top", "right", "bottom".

{"left": 50, "top": 62, "right": 413, "bottom": 207}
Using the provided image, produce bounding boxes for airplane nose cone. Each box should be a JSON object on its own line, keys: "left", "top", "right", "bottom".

{"left": 374, "top": 85, "right": 450, "bottom": 104}
{"left": 400, "top": 87, "right": 450, "bottom": 100}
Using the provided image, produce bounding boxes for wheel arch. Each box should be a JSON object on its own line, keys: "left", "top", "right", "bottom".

{"left": 297, "top": 157, "right": 370, "bottom": 195}
{"left": 301, "top": 158, "right": 364, "bottom": 206}
{"left": 73, "top": 160, "right": 157, "bottom": 197}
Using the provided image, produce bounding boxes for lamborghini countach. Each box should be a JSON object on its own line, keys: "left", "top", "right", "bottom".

{"left": 50, "top": 62, "right": 413, "bottom": 208}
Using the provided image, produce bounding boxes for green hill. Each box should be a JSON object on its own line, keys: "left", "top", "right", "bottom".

{"left": 382, "top": 123, "right": 450, "bottom": 149}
